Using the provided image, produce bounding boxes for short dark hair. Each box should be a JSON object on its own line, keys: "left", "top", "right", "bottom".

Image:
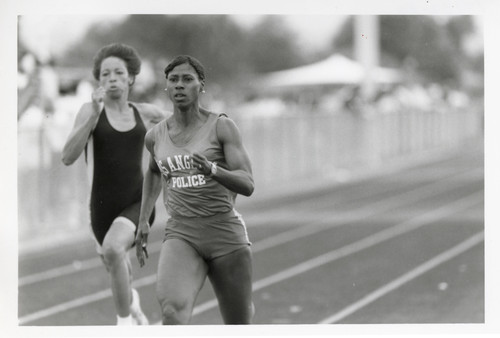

{"left": 164, "top": 55, "right": 206, "bottom": 83}
{"left": 92, "top": 43, "right": 141, "bottom": 81}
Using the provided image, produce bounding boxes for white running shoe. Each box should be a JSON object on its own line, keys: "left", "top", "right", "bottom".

{"left": 116, "top": 315, "right": 134, "bottom": 325}
{"left": 130, "top": 288, "right": 149, "bottom": 325}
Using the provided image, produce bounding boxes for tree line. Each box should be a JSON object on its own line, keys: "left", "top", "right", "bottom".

{"left": 58, "top": 15, "right": 482, "bottom": 88}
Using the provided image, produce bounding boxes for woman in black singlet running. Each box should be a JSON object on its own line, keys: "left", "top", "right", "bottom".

{"left": 62, "top": 43, "right": 167, "bottom": 325}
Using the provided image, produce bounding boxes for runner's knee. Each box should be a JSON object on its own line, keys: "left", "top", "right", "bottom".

{"left": 157, "top": 296, "right": 190, "bottom": 324}
{"left": 101, "top": 242, "right": 128, "bottom": 268}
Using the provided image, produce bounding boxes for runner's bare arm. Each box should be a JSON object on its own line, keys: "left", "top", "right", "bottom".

{"left": 136, "top": 131, "right": 163, "bottom": 267}
{"left": 61, "top": 87, "right": 105, "bottom": 165}
{"left": 135, "top": 102, "right": 169, "bottom": 129}
{"left": 192, "top": 117, "right": 254, "bottom": 196}
{"left": 61, "top": 104, "right": 100, "bottom": 165}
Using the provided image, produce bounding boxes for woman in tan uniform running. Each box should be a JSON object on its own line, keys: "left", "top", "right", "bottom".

{"left": 135, "top": 55, "right": 255, "bottom": 324}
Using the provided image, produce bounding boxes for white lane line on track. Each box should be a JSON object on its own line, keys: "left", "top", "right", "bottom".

{"left": 244, "top": 168, "right": 477, "bottom": 225}
{"left": 18, "top": 275, "right": 158, "bottom": 325}
{"left": 317, "top": 231, "right": 484, "bottom": 324}
{"left": 19, "top": 190, "right": 482, "bottom": 325}
{"left": 19, "top": 258, "right": 103, "bottom": 287}
{"left": 18, "top": 241, "right": 163, "bottom": 287}
{"left": 19, "top": 169, "right": 479, "bottom": 287}
{"left": 19, "top": 289, "right": 112, "bottom": 325}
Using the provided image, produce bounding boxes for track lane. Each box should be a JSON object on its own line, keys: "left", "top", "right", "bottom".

{"left": 18, "top": 146, "right": 484, "bottom": 325}
{"left": 19, "top": 177, "right": 481, "bottom": 323}
{"left": 194, "top": 193, "right": 483, "bottom": 324}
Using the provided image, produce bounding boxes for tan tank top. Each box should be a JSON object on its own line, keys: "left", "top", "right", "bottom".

{"left": 151, "top": 112, "right": 236, "bottom": 217}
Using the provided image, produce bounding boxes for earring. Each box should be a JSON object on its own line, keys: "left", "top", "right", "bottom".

{"left": 164, "top": 88, "right": 168, "bottom": 91}
{"left": 201, "top": 89, "right": 205, "bottom": 93}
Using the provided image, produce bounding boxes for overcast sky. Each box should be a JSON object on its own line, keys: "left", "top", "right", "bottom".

{"left": 18, "top": 14, "right": 348, "bottom": 62}
{"left": 19, "top": 13, "right": 484, "bottom": 65}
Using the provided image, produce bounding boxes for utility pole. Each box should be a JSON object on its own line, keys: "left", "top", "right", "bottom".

{"left": 354, "top": 15, "right": 380, "bottom": 101}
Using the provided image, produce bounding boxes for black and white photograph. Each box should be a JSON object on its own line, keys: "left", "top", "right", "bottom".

{"left": 2, "top": 0, "right": 499, "bottom": 337}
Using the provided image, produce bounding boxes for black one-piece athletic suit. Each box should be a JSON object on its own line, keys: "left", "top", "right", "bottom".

{"left": 87, "top": 103, "right": 154, "bottom": 245}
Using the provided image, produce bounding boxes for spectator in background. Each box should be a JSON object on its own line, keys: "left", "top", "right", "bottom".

{"left": 135, "top": 55, "right": 255, "bottom": 324}
{"left": 61, "top": 43, "right": 167, "bottom": 325}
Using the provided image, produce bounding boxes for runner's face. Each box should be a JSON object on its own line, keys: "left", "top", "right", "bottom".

{"left": 165, "top": 63, "right": 203, "bottom": 107}
{"left": 99, "top": 57, "right": 131, "bottom": 99}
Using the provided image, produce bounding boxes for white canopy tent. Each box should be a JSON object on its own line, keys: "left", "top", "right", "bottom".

{"left": 260, "top": 54, "right": 402, "bottom": 89}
